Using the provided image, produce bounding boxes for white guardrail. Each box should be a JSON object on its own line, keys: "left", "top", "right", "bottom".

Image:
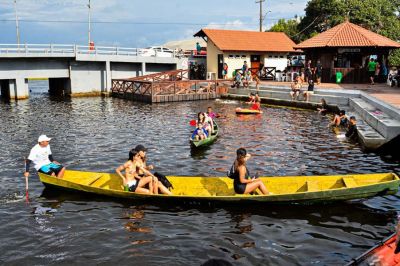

{"left": 0, "top": 44, "right": 178, "bottom": 57}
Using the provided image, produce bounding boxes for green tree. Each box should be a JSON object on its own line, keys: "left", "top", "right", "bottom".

{"left": 268, "top": 18, "right": 301, "bottom": 43}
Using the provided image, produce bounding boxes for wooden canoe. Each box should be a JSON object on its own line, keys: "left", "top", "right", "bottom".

{"left": 346, "top": 233, "right": 400, "bottom": 266}
{"left": 235, "top": 107, "right": 262, "bottom": 114}
{"left": 39, "top": 171, "right": 399, "bottom": 204}
{"left": 190, "top": 121, "right": 219, "bottom": 148}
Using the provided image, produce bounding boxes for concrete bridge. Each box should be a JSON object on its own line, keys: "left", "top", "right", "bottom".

{"left": 0, "top": 44, "right": 186, "bottom": 100}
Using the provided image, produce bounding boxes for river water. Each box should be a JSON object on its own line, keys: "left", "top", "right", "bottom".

{"left": 0, "top": 80, "right": 399, "bottom": 265}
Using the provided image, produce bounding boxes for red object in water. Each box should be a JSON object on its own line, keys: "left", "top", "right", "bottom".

{"left": 346, "top": 233, "right": 400, "bottom": 266}
{"left": 189, "top": 120, "right": 197, "bottom": 126}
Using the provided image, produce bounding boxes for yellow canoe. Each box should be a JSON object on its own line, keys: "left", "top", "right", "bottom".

{"left": 38, "top": 170, "right": 399, "bottom": 203}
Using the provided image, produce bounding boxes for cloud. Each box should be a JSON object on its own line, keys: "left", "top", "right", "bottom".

{"left": 205, "top": 20, "right": 252, "bottom": 30}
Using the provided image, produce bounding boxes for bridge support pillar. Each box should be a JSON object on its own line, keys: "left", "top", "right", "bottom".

{"left": 8, "top": 78, "right": 29, "bottom": 100}
{"left": 142, "top": 62, "right": 146, "bottom": 76}
{"left": 105, "top": 61, "right": 111, "bottom": 93}
{"left": 49, "top": 78, "right": 71, "bottom": 96}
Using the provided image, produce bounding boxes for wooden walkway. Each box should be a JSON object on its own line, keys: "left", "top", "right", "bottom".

{"left": 111, "top": 69, "right": 229, "bottom": 103}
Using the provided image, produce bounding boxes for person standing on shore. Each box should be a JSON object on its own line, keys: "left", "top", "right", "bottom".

{"left": 24, "top": 135, "right": 66, "bottom": 179}
{"left": 315, "top": 60, "right": 322, "bottom": 85}
{"left": 368, "top": 58, "right": 377, "bottom": 85}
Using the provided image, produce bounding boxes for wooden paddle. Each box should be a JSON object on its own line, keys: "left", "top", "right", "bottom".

{"left": 24, "top": 158, "right": 29, "bottom": 203}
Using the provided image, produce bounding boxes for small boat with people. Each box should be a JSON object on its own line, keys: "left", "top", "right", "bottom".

{"left": 39, "top": 171, "right": 399, "bottom": 204}
{"left": 346, "top": 233, "right": 400, "bottom": 266}
{"left": 190, "top": 121, "right": 219, "bottom": 148}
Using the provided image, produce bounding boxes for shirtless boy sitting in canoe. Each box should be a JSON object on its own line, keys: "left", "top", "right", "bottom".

{"left": 116, "top": 149, "right": 154, "bottom": 194}
{"left": 134, "top": 145, "right": 172, "bottom": 195}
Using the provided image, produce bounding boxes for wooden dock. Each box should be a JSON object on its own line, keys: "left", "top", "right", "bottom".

{"left": 111, "top": 69, "right": 229, "bottom": 103}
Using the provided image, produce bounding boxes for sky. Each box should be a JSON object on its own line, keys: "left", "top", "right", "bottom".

{"left": 0, "top": 0, "right": 309, "bottom": 48}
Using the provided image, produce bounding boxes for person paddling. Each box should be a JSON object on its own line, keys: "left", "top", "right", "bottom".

{"left": 24, "top": 135, "right": 66, "bottom": 180}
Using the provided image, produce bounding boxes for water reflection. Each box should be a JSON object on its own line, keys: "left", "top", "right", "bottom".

{"left": 0, "top": 81, "right": 399, "bottom": 265}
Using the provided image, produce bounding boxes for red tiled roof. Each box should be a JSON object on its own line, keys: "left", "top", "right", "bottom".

{"left": 194, "top": 29, "right": 297, "bottom": 52}
{"left": 295, "top": 21, "right": 400, "bottom": 49}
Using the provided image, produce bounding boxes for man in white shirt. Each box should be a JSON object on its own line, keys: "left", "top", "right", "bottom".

{"left": 24, "top": 135, "right": 65, "bottom": 179}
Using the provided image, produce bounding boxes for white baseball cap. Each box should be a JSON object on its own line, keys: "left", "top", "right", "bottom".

{"left": 38, "top": 135, "right": 51, "bottom": 142}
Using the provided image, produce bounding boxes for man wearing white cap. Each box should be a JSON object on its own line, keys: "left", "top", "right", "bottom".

{"left": 24, "top": 135, "right": 65, "bottom": 179}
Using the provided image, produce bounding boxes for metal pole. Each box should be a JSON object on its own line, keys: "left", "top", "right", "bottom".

{"left": 255, "top": 0, "right": 265, "bottom": 32}
{"left": 88, "top": 0, "right": 91, "bottom": 45}
{"left": 14, "top": 0, "right": 20, "bottom": 47}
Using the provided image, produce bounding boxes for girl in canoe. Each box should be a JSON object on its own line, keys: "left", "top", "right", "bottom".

{"left": 232, "top": 148, "right": 269, "bottom": 195}
{"left": 198, "top": 112, "right": 214, "bottom": 136}
{"left": 116, "top": 149, "right": 153, "bottom": 194}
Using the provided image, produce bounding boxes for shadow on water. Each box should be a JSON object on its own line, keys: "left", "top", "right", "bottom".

{"left": 39, "top": 187, "right": 397, "bottom": 228}
{"left": 190, "top": 144, "right": 213, "bottom": 159}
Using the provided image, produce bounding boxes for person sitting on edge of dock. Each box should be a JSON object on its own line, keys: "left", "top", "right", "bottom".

{"left": 231, "top": 71, "right": 242, "bottom": 88}
{"left": 290, "top": 77, "right": 302, "bottom": 101}
{"left": 24, "top": 135, "right": 66, "bottom": 179}
{"left": 243, "top": 71, "right": 252, "bottom": 88}
{"left": 345, "top": 116, "right": 358, "bottom": 140}
{"left": 329, "top": 110, "right": 349, "bottom": 128}
{"left": 134, "top": 145, "right": 172, "bottom": 195}
{"left": 230, "top": 148, "right": 269, "bottom": 195}
{"left": 317, "top": 98, "right": 328, "bottom": 115}
{"left": 116, "top": 149, "right": 153, "bottom": 194}
{"left": 251, "top": 92, "right": 261, "bottom": 111}
{"left": 303, "top": 79, "right": 314, "bottom": 102}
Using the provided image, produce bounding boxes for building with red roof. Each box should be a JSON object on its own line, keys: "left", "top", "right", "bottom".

{"left": 194, "top": 29, "right": 297, "bottom": 79}
{"left": 295, "top": 21, "right": 400, "bottom": 83}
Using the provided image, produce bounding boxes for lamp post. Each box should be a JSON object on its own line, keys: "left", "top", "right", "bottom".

{"left": 88, "top": 0, "right": 91, "bottom": 45}
{"left": 255, "top": 0, "right": 265, "bottom": 32}
{"left": 14, "top": 0, "right": 20, "bottom": 47}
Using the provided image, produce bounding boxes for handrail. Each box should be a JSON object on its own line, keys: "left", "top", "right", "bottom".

{"left": 0, "top": 43, "right": 178, "bottom": 58}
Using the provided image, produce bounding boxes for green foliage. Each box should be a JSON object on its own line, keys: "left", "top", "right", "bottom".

{"left": 389, "top": 50, "right": 400, "bottom": 67}
{"left": 269, "top": 19, "right": 301, "bottom": 42}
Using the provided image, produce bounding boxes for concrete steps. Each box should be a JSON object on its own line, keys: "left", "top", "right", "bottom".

{"left": 342, "top": 108, "right": 386, "bottom": 149}
{"left": 225, "top": 85, "right": 399, "bottom": 150}
{"left": 350, "top": 98, "right": 400, "bottom": 140}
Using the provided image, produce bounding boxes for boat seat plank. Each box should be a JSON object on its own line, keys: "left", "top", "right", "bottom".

{"left": 85, "top": 175, "right": 103, "bottom": 186}
{"left": 342, "top": 177, "right": 357, "bottom": 188}
{"left": 306, "top": 181, "right": 319, "bottom": 192}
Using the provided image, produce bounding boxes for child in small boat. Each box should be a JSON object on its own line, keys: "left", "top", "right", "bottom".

{"left": 116, "top": 149, "right": 153, "bottom": 194}
{"left": 250, "top": 92, "right": 261, "bottom": 111}
{"left": 192, "top": 122, "right": 208, "bottom": 141}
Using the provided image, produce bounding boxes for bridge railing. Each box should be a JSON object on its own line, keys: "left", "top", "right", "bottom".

{"left": 0, "top": 44, "right": 177, "bottom": 58}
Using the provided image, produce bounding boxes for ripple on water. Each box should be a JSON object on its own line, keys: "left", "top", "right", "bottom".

{"left": 0, "top": 81, "right": 399, "bottom": 265}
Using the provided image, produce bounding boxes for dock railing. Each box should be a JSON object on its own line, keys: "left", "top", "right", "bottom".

{"left": 111, "top": 69, "right": 228, "bottom": 103}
